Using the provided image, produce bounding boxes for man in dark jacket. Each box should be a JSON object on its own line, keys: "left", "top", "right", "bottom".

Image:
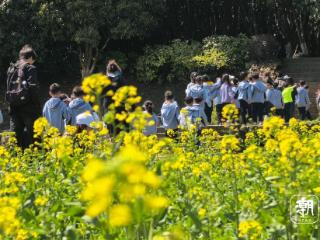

{"left": 7, "top": 45, "right": 41, "bottom": 148}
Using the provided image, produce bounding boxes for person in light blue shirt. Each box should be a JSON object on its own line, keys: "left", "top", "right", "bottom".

{"left": 43, "top": 83, "right": 70, "bottom": 134}
{"left": 212, "top": 78, "right": 223, "bottom": 124}
{"left": 266, "top": 80, "right": 284, "bottom": 117}
{"left": 231, "top": 78, "right": 240, "bottom": 109}
{"left": 161, "top": 91, "right": 180, "bottom": 132}
{"left": 295, "top": 80, "right": 310, "bottom": 120}
{"left": 250, "top": 73, "right": 267, "bottom": 123}
{"left": 190, "top": 98, "right": 208, "bottom": 127}
{"left": 143, "top": 100, "right": 159, "bottom": 136}
{"left": 69, "top": 86, "right": 93, "bottom": 125}
{"left": 179, "top": 96, "right": 194, "bottom": 128}
{"left": 186, "top": 76, "right": 205, "bottom": 101}
{"left": 237, "top": 71, "right": 252, "bottom": 124}
{"left": 220, "top": 74, "right": 234, "bottom": 105}
{"left": 185, "top": 72, "right": 198, "bottom": 96}
{"left": 203, "top": 75, "right": 221, "bottom": 123}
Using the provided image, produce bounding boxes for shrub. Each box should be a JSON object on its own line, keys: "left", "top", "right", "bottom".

{"left": 135, "top": 39, "right": 201, "bottom": 84}
{"left": 192, "top": 48, "right": 228, "bottom": 73}
{"left": 202, "top": 34, "right": 251, "bottom": 72}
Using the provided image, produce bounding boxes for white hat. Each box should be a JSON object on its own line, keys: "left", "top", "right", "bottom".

{"left": 76, "top": 112, "right": 97, "bottom": 127}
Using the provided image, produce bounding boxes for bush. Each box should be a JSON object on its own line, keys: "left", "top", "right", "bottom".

{"left": 192, "top": 48, "right": 228, "bottom": 74}
{"left": 202, "top": 34, "right": 251, "bottom": 72}
{"left": 135, "top": 40, "right": 201, "bottom": 84}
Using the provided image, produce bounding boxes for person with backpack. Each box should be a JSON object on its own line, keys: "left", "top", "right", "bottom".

{"left": 6, "top": 45, "right": 41, "bottom": 148}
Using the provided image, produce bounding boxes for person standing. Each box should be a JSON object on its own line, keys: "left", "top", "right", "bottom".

{"left": 104, "top": 59, "right": 123, "bottom": 110}
{"left": 250, "top": 73, "right": 267, "bottom": 124}
{"left": 237, "top": 71, "right": 252, "bottom": 125}
{"left": 142, "top": 100, "right": 159, "bottom": 136}
{"left": 6, "top": 45, "right": 41, "bottom": 148}
{"left": 282, "top": 77, "right": 297, "bottom": 122}
{"left": 295, "top": 80, "right": 310, "bottom": 120}
{"left": 220, "top": 74, "right": 234, "bottom": 109}
{"left": 266, "top": 80, "right": 284, "bottom": 117}
{"left": 42, "top": 83, "right": 71, "bottom": 134}
{"left": 161, "top": 91, "right": 180, "bottom": 135}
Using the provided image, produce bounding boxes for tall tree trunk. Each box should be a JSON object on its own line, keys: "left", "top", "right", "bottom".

{"left": 79, "top": 44, "right": 98, "bottom": 79}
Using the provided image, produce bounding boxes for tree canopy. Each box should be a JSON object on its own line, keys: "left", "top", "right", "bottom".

{"left": 0, "top": 0, "right": 319, "bottom": 79}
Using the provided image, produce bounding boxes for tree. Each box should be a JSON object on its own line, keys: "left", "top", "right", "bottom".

{"left": 38, "top": 0, "right": 164, "bottom": 78}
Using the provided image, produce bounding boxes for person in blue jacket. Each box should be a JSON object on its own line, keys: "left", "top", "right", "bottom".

{"left": 161, "top": 91, "right": 180, "bottom": 133}
{"left": 237, "top": 71, "right": 252, "bottom": 125}
{"left": 250, "top": 73, "right": 267, "bottom": 124}
{"left": 69, "top": 86, "right": 93, "bottom": 125}
{"left": 43, "top": 83, "right": 70, "bottom": 134}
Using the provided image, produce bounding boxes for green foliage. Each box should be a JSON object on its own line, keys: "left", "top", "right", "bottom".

{"left": 202, "top": 34, "right": 251, "bottom": 72}
{"left": 192, "top": 48, "right": 228, "bottom": 71}
{"left": 135, "top": 40, "right": 201, "bottom": 84}
{"left": 136, "top": 35, "right": 252, "bottom": 84}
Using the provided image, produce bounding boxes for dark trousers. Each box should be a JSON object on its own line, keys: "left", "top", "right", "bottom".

{"left": 204, "top": 103, "right": 213, "bottom": 124}
{"left": 239, "top": 100, "right": 249, "bottom": 125}
{"left": 10, "top": 112, "right": 37, "bottom": 149}
{"left": 265, "top": 101, "right": 273, "bottom": 116}
{"left": 298, "top": 107, "right": 307, "bottom": 120}
{"left": 284, "top": 102, "right": 295, "bottom": 122}
{"left": 275, "top": 109, "right": 284, "bottom": 118}
{"left": 252, "top": 102, "right": 264, "bottom": 123}
{"left": 306, "top": 110, "right": 312, "bottom": 120}
{"left": 216, "top": 104, "right": 223, "bottom": 124}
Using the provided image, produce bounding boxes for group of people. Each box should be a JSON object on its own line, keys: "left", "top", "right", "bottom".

{"left": 149, "top": 70, "right": 313, "bottom": 135}
{"left": 4, "top": 45, "right": 123, "bottom": 148}
{"left": 3, "top": 45, "right": 317, "bottom": 146}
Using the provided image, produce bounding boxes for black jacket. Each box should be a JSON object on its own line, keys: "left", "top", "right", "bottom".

{"left": 9, "top": 61, "right": 41, "bottom": 116}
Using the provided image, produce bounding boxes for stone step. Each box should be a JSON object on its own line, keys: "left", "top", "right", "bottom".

{"left": 283, "top": 57, "right": 320, "bottom": 63}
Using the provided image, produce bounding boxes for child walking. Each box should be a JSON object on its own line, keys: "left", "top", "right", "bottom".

{"left": 43, "top": 83, "right": 70, "bottom": 134}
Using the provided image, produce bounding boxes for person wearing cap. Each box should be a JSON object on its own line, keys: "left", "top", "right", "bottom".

{"left": 75, "top": 111, "right": 99, "bottom": 133}
{"left": 282, "top": 76, "right": 297, "bottom": 122}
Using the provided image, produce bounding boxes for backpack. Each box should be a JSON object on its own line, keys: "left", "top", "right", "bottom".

{"left": 5, "top": 63, "right": 30, "bottom": 107}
